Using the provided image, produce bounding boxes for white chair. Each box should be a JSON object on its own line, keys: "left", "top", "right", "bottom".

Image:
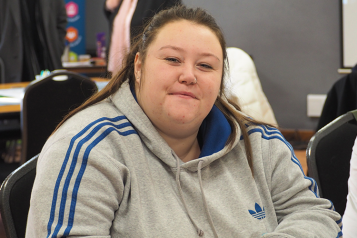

{"left": 224, "top": 47, "right": 278, "bottom": 126}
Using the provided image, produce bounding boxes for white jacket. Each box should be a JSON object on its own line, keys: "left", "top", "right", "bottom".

{"left": 343, "top": 136, "right": 357, "bottom": 237}
{"left": 224, "top": 47, "right": 278, "bottom": 126}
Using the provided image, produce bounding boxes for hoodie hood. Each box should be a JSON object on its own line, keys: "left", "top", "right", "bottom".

{"left": 111, "top": 81, "right": 241, "bottom": 171}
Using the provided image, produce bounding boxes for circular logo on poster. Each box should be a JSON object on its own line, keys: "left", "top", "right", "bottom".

{"left": 66, "top": 27, "right": 78, "bottom": 43}
{"left": 66, "top": 2, "right": 78, "bottom": 18}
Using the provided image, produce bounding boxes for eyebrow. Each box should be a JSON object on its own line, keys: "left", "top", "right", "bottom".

{"left": 159, "top": 45, "right": 221, "bottom": 62}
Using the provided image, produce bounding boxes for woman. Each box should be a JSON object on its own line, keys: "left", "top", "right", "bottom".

{"left": 26, "top": 5, "right": 342, "bottom": 237}
{"left": 343, "top": 136, "right": 357, "bottom": 237}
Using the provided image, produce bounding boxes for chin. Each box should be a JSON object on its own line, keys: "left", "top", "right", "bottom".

{"left": 168, "top": 113, "right": 201, "bottom": 125}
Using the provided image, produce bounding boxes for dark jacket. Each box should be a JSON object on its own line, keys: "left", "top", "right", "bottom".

{"left": 317, "top": 72, "right": 357, "bottom": 131}
{"left": 0, "top": 0, "right": 67, "bottom": 83}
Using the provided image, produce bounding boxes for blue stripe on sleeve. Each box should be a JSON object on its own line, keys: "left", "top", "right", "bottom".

{"left": 46, "top": 116, "right": 135, "bottom": 237}
{"left": 246, "top": 126, "right": 344, "bottom": 233}
{"left": 52, "top": 121, "right": 133, "bottom": 237}
{"left": 245, "top": 126, "right": 319, "bottom": 198}
{"left": 63, "top": 127, "right": 136, "bottom": 235}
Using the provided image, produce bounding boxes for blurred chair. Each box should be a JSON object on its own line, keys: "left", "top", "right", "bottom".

{"left": 0, "top": 55, "right": 22, "bottom": 183}
{"left": 0, "top": 154, "right": 38, "bottom": 238}
{"left": 0, "top": 57, "right": 5, "bottom": 84}
{"left": 0, "top": 161, "right": 21, "bottom": 185}
{"left": 224, "top": 47, "right": 278, "bottom": 126}
{"left": 20, "top": 70, "right": 97, "bottom": 164}
{"left": 307, "top": 109, "right": 357, "bottom": 216}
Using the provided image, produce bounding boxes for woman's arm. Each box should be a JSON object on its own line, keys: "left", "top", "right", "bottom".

{"left": 263, "top": 137, "right": 342, "bottom": 238}
{"left": 25, "top": 137, "right": 128, "bottom": 237}
{"left": 104, "top": 0, "right": 121, "bottom": 20}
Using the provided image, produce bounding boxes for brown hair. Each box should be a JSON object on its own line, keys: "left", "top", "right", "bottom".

{"left": 55, "top": 5, "right": 269, "bottom": 173}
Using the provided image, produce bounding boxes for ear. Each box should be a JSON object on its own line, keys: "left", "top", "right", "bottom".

{"left": 134, "top": 52, "right": 142, "bottom": 84}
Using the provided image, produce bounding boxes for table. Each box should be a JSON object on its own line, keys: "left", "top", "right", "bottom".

{"left": 0, "top": 82, "right": 28, "bottom": 115}
{"left": 294, "top": 150, "right": 307, "bottom": 175}
{"left": 64, "top": 65, "right": 106, "bottom": 75}
{"left": 0, "top": 78, "right": 109, "bottom": 114}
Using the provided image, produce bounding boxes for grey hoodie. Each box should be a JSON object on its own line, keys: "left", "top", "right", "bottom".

{"left": 26, "top": 81, "right": 342, "bottom": 237}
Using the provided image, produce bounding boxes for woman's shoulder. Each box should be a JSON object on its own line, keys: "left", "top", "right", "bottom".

{"left": 65, "top": 99, "right": 124, "bottom": 127}
{"left": 245, "top": 124, "right": 285, "bottom": 144}
{"left": 243, "top": 123, "right": 293, "bottom": 160}
{"left": 40, "top": 98, "right": 136, "bottom": 159}
{"left": 244, "top": 124, "right": 302, "bottom": 176}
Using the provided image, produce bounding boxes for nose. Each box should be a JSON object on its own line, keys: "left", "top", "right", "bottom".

{"left": 178, "top": 67, "right": 196, "bottom": 85}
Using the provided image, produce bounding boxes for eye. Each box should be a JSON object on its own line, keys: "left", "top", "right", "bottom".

{"left": 198, "top": 63, "right": 213, "bottom": 70}
{"left": 165, "top": 57, "right": 180, "bottom": 63}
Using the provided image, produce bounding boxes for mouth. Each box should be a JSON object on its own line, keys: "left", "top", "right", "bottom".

{"left": 169, "top": 91, "right": 197, "bottom": 99}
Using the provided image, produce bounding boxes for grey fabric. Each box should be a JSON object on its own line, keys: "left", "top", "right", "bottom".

{"left": 26, "top": 81, "right": 342, "bottom": 237}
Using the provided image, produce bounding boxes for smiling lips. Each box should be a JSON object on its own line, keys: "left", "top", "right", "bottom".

{"left": 170, "top": 91, "right": 197, "bottom": 99}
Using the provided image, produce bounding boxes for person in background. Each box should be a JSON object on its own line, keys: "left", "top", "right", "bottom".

{"left": 352, "top": 63, "right": 357, "bottom": 72}
{"left": 104, "top": 0, "right": 181, "bottom": 76}
{"left": 0, "top": 0, "right": 67, "bottom": 83}
{"left": 343, "top": 136, "right": 357, "bottom": 237}
{"left": 26, "top": 5, "right": 342, "bottom": 237}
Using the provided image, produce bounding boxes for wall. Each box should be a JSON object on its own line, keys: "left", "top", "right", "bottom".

{"left": 86, "top": 0, "right": 342, "bottom": 130}
{"left": 85, "top": 0, "right": 109, "bottom": 56}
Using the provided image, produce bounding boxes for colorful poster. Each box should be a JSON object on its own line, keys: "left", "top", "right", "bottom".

{"left": 65, "top": 0, "right": 86, "bottom": 61}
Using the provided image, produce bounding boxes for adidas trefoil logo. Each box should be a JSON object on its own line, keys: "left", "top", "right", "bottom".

{"left": 248, "top": 203, "right": 266, "bottom": 220}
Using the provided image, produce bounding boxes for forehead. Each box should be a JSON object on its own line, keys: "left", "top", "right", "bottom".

{"left": 148, "top": 20, "right": 223, "bottom": 57}
{"left": 158, "top": 19, "right": 214, "bottom": 35}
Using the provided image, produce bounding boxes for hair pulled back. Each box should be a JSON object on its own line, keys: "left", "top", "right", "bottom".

{"left": 55, "top": 5, "right": 263, "bottom": 173}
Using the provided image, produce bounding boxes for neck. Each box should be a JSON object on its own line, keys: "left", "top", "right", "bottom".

{"left": 157, "top": 129, "right": 201, "bottom": 162}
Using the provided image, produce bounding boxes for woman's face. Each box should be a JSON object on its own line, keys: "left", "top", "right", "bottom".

{"left": 134, "top": 20, "right": 223, "bottom": 138}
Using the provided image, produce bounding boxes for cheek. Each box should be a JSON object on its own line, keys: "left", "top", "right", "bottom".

{"left": 205, "top": 81, "right": 220, "bottom": 100}
{"left": 204, "top": 82, "right": 220, "bottom": 110}
{"left": 141, "top": 81, "right": 165, "bottom": 109}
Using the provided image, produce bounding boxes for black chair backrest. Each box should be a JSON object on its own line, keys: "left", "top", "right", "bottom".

{"left": 307, "top": 109, "right": 357, "bottom": 216}
{"left": 21, "top": 70, "right": 97, "bottom": 163}
{"left": 0, "top": 154, "right": 38, "bottom": 238}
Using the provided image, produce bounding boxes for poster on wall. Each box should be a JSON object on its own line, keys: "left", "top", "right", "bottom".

{"left": 65, "top": 0, "right": 86, "bottom": 62}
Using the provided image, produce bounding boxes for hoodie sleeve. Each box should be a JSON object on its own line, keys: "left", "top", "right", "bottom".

{"left": 25, "top": 136, "right": 128, "bottom": 238}
{"left": 262, "top": 136, "right": 343, "bottom": 238}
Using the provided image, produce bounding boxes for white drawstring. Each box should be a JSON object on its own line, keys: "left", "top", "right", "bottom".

{"left": 197, "top": 160, "right": 219, "bottom": 238}
{"left": 175, "top": 154, "right": 205, "bottom": 237}
{"left": 174, "top": 152, "right": 219, "bottom": 237}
